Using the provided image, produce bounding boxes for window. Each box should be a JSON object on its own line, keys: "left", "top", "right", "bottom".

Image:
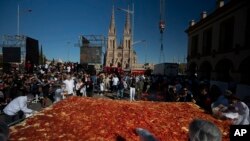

{"left": 109, "top": 40, "right": 112, "bottom": 48}
{"left": 219, "top": 17, "right": 234, "bottom": 52}
{"left": 191, "top": 35, "right": 199, "bottom": 57}
{"left": 125, "top": 40, "right": 130, "bottom": 48}
{"left": 202, "top": 28, "right": 212, "bottom": 55}
{"left": 113, "top": 40, "right": 115, "bottom": 48}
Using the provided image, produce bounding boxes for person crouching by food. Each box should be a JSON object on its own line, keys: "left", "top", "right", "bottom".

{"left": 210, "top": 90, "right": 232, "bottom": 119}
{"left": 2, "top": 92, "right": 35, "bottom": 125}
{"left": 228, "top": 95, "right": 250, "bottom": 125}
{"left": 219, "top": 95, "right": 250, "bottom": 125}
{"left": 189, "top": 119, "right": 222, "bottom": 141}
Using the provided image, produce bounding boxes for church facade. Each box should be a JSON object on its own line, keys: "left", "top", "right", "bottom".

{"left": 104, "top": 6, "right": 137, "bottom": 70}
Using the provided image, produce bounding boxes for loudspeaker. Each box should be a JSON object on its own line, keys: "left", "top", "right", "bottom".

{"left": 2, "top": 47, "right": 21, "bottom": 63}
{"left": 26, "top": 37, "right": 39, "bottom": 65}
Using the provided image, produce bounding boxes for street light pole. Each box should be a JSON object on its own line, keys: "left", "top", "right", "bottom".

{"left": 145, "top": 41, "right": 147, "bottom": 64}
{"left": 67, "top": 42, "right": 71, "bottom": 62}
{"left": 132, "top": 39, "right": 146, "bottom": 64}
{"left": 132, "top": 40, "right": 145, "bottom": 46}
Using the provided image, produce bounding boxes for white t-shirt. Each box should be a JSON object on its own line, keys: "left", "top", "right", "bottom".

{"left": 3, "top": 96, "right": 33, "bottom": 116}
{"left": 63, "top": 79, "right": 75, "bottom": 94}
{"left": 112, "top": 77, "right": 119, "bottom": 86}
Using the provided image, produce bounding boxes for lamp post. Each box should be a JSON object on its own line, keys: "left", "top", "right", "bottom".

{"left": 144, "top": 41, "right": 148, "bottom": 64}
{"left": 67, "top": 42, "right": 71, "bottom": 62}
{"left": 132, "top": 39, "right": 147, "bottom": 65}
{"left": 132, "top": 40, "right": 145, "bottom": 46}
{"left": 17, "top": 4, "right": 32, "bottom": 36}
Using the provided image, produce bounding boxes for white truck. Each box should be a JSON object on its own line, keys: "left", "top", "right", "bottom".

{"left": 153, "top": 63, "right": 179, "bottom": 76}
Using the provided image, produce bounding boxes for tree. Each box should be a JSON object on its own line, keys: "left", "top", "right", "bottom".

{"left": 39, "top": 45, "right": 44, "bottom": 65}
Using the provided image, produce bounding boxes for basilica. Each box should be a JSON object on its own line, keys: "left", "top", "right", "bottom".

{"left": 104, "top": 6, "right": 137, "bottom": 70}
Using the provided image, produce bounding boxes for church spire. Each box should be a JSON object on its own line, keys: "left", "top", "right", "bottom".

{"left": 124, "top": 5, "right": 131, "bottom": 35}
{"left": 109, "top": 5, "right": 116, "bottom": 35}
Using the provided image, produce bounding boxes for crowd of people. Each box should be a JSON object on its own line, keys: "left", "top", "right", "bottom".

{"left": 0, "top": 61, "right": 249, "bottom": 140}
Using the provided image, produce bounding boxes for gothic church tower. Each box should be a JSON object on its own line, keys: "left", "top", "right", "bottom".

{"left": 105, "top": 5, "right": 136, "bottom": 69}
{"left": 106, "top": 6, "right": 117, "bottom": 67}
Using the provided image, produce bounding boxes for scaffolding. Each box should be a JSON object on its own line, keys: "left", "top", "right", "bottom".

{"left": 79, "top": 35, "right": 106, "bottom": 48}
{"left": 78, "top": 35, "right": 107, "bottom": 66}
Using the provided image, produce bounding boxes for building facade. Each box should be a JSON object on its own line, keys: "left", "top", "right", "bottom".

{"left": 186, "top": 0, "right": 250, "bottom": 85}
{"left": 104, "top": 6, "right": 137, "bottom": 70}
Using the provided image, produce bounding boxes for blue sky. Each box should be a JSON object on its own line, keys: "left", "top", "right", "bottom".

{"left": 0, "top": 0, "right": 216, "bottom": 64}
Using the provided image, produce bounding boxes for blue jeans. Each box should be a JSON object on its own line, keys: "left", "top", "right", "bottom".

{"left": 117, "top": 89, "right": 124, "bottom": 98}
